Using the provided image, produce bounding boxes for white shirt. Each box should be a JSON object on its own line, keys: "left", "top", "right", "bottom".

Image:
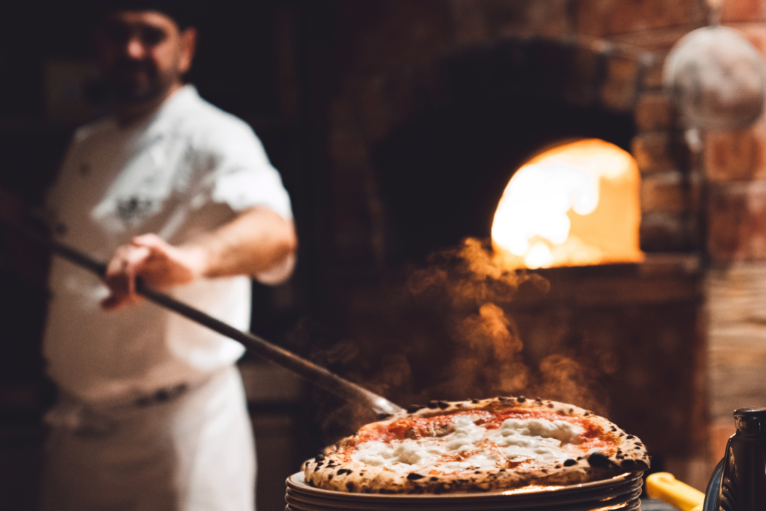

{"left": 43, "top": 85, "right": 293, "bottom": 404}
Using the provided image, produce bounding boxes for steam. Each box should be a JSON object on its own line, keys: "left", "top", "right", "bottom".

{"left": 297, "top": 237, "right": 612, "bottom": 441}
{"left": 409, "top": 238, "right": 609, "bottom": 413}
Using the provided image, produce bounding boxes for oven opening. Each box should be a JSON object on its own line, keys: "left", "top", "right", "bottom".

{"left": 492, "top": 138, "right": 644, "bottom": 269}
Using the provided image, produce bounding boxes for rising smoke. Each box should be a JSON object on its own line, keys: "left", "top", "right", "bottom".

{"left": 408, "top": 238, "right": 611, "bottom": 413}
{"left": 297, "top": 237, "right": 613, "bottom": 441}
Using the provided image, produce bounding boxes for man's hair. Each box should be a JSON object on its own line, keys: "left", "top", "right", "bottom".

{"left": 93, "top": 0, "right": 196, "bottom": 30}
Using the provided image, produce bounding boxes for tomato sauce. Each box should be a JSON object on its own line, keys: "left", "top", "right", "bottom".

{"left": 355, "top": 408, "right": 616, "bottom": 456}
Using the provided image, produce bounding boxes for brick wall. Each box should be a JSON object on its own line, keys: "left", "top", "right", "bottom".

{"left": 701, "top": 0, "right": 766, "bottom": 471}
{"left": 321, "top": 0, "right": 709, "bottom": 266}
{"left": 313, "top": 0, "right": 766, "bottom": 490}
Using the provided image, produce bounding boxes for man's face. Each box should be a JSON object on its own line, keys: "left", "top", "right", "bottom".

{"left": 94, "top": 11, "right": 195, "bottom": 104}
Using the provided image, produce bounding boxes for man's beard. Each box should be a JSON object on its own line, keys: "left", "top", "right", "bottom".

{"left": 105, "top": 58, "right": 175, "bottom": 104}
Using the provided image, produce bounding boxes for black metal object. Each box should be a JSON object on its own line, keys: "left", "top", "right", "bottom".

{"left": 2, "top": 221, "right": 402, "bottom": 415}
{"left": 705, "top": 408, "right": 766, "bottom": 511}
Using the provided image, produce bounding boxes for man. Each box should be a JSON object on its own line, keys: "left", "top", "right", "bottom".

{"left": 38, "top": 2, "right": 296, "bottom": 510}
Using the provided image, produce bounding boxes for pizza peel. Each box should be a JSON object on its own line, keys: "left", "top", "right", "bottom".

{"left": 1, "top": 221, "right": 403, "bottom": 416}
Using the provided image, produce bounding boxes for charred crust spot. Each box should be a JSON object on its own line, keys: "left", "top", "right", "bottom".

{"left": 437, "top": 401, "right": 450, "bottom": 409}
{"left": 471, "top": 399, "right": 479, "bottom": 404}
{"left": 577, "top": 457, "right": 583, "bottom": 460}
{"left": 427, "top": 401, "right": 439, "bottom": 409}
{"left": 568, "top": 408, "right": 574, "bottom": 413}
{"left": 337, "top": 469, "right": 352, "bottom": 475}
{"left": 555, "top": 465, "right": 561, "bottom": 469}
{"left": 634, "top": 446, "right": 642, "bottom": 450}
{"left": 407, "top": 405, "right": 424, "bottom": 413}
{"left": 327, "top": 475, "right": 333, "bottom": 481}
{"left": 346, "top": 482, "right": 355, "bottom": 491}
{"left": 621, "top": 459, "right": 636, "bottom": 470}
{"left": 540, "top": 469, "right": 547, "bottom": 473}
{"left": 407, "top": 473, "right": 425, "bottom": 480}
{"left": 535, "top": 397, "right": 542, "bottom": 403}
{"left": 587, "top": 452, "right": 612, "bottom": 468}
{"left": 547, "top": 403, "right": 554, "bottom": 409}
{"left": 498, "top": 396, "right": 512, "bottom": 402}
{"left": 405, "top": 427, "right": 420, "bottom": 439}
{"left": 377, "top": 413, "right": 392, "bottom": 420}
{"left": 626, "top": 435, "right": 634, "bottom": 440}
{"left": 518, "top": 396, "right": 526, "bottom": 403}
{"left": 563, "top": 459, "right": 577, "bottom": 466}
{"left": 430, "top": 476, "right": 438, "bottom": 481}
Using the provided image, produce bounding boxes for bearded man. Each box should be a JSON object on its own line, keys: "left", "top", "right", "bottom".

{"left": 38, "top": 2, "right": 296, "bottom": 510}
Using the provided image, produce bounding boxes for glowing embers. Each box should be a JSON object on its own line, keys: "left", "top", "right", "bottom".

{"left": 491, "top": 139, "right": 643, "bottom": 269}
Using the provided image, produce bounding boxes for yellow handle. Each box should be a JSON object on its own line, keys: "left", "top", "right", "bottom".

{"left": 646, "top": 472, "right": 705, "bottom": 511}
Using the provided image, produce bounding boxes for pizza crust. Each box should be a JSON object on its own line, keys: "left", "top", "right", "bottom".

{"left": 303, "top": 396, "right": 650, "bottom": 494}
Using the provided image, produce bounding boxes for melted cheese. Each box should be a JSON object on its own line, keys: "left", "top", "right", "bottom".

{"left": 351, "top": 415, "right": 584, "bottom": 474}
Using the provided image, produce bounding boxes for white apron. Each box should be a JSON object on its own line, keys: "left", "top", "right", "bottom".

{"left": 39, "top": 367, "right": 256, "bottom": 511}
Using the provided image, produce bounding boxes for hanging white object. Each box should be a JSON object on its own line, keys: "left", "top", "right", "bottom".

{"left": 664, "top": 26, "right": 765, "bottom": 130}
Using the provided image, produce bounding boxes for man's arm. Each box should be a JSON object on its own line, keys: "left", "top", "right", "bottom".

{"left": 101, "top": 206, "right": 297, "bottom": 309}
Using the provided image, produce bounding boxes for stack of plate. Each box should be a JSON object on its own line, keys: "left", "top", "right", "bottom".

{"left": 285, "top": 471, "right": 643, "bottom": 511}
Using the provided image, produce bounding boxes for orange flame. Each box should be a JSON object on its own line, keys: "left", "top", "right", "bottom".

{"left": 491, "top": 139, "right": 644, "bottom": 269}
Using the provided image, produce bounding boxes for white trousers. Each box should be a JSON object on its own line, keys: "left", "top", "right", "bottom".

{"left": 40, "top": 367, "right": 256, "bottom": 511}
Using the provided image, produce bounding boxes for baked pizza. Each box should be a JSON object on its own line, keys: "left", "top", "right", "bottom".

{"left": 303, "top": 396, "right": 649, "bottom": 494}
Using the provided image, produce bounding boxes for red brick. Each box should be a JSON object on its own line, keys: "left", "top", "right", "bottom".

{"left": 635, "top": 92, "right": 674, "bottom": 132}
{"left": 600, "top": 55, "right": 641, "bottom": 112}
{"left": 353, "top": 76, "right": 393, "bottom": 143}
{"left": 632, "top": 133, "right": 680, "bottom": 174}
{"left": 641, "top": 54, "right": 666, "bottom": 90}
{"left": 724, "top": 23, "right": 766, "bottom": 56}
{"left": 641, "top": 172, "right": 688, "bottom": 213}
{"left": 707, "top": 180, "right": 766, "bottom": 261}
{"left": 576, "top": 0, "right": 706, "bottom": 37}
{"left": 386, "top": 64, "right": 420, "bottom": 128}
{"left": 482, "top": 0, "right": 572, "bottom": 39}
{"left": 450, "top": 0, "right": 489, "bottom": 45}
{"left": 640, "top": 213, "right": 691, "bottom": 251}
{"left": 704, "top": 121, "right": 766, "bottom": 182}
{"left": 337, "top": 1, "right": 453, "bottom": 75}
{"left": 611, "top": 29, "right": 693, "bottom": 53}
{"left": 721, "top": 0, "right": 766, "bottom": 22}
{"left": 561, "top": 46, "right": 603, "bottom": 108}
{"left": 328, "top": 127, "right": 369, "bottom": 163}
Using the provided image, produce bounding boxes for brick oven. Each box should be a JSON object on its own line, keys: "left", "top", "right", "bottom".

{"left": 299, "top": 0, "right": 766, "bottom": 490}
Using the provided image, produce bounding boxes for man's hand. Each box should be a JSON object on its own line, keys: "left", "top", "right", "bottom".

{"left": 101, "top": 234, "right": 207, "bottom": 310}
{"left": 101, "top": 206, "right": 296, "bottom": 310}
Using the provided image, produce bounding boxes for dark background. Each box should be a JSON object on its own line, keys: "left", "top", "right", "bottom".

{"left": 1, "top": 2, "right": 703, "bottom": 510}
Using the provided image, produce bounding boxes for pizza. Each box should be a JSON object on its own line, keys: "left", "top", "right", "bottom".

{"left": 303, "top": 395, "right": 650, "bottom": 494}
